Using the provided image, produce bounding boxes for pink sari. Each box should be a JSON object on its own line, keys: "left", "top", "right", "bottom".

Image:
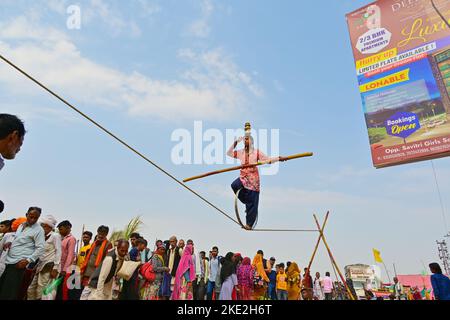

{"left": 237, "top": 257, "right": 254, "bottom": 300}
{"left": 172, "top": 244, "right": 196, "bottom": 300}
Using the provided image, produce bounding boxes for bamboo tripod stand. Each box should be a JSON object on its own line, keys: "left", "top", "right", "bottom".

{"left": 305, "top": 211, "right": 356, "bottom": 300}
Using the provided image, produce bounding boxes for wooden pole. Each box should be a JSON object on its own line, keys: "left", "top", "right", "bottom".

{"left": 183, "top": 152, "right": 313, "bottom": 182}
{"left": 313, "top": 214, "right": 356, "bottom": 300}
{"left": 306, "top": 211, "right": 330, "bottom": 273}
{"left": 79, "top": 224, "right": 85, "bottom": 255}
{"left": 304, "top": 211, "right": 329, "bottom": 301}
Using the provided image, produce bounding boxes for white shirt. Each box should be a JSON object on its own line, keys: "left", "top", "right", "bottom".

{"left": 0, "top": 233, "right": 16, "bottom": 266}
{"left": 209, "top": 257, "right": 219, "bottom": 281}
{"left": 36, "top": 232, "right": 62, "bottom": 273}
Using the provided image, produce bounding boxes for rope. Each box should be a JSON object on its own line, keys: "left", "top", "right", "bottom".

{"left": 431, "top": 0, "right": 450, "bottom": 28}
{"left": 431, "top": 161, "right": 449, "bottom": 233}
{"left": 251, "top": 228, "right": 318, "bottom": 232}
{"left": 235, "top": 188, "right": 317, "bottom": 232}
{"left": 0, "top": 53, "right": 317, "bottom": 233}
{"left": 0, "top": 53, "right": 239, "bottom": 227}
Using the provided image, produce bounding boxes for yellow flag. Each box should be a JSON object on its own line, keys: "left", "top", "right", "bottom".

{"left": 373, "top": 248, "right": 383, "bottom": 263}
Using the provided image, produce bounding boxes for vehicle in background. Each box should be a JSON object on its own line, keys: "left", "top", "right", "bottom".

{"left": 345, "top": 264, "right": 381, "bottom": 299}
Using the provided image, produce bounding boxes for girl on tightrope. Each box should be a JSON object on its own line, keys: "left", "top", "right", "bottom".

{"left": 227, "top": 132, "right": 285, "bottom": 230}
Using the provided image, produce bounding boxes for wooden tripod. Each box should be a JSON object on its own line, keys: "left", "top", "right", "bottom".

{"left": 305, "top": 211, "right": 356, "bottom": 300}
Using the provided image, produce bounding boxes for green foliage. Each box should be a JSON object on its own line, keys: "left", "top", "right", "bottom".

{"left": 109, "top": 216, "right": 143, "bottom": 245}
{"left": 368, "top": 127, "right": 387, "bottom": 144}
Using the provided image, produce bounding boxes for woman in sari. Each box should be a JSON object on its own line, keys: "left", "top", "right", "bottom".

{"left": 252, "top": 253, "right": 269, "bottom": 300}
{"left": 141, "top": 245, "right": 169, "bottom": 300}
{"left": 286, "top": 262, "right": 301, "bottom": 300}
{"left": 237, "top": 257, "right": 253, "bottom": 300}
{"left": 219, "top": 252, "right": 238, "bottom": 300}
{"left": 172, "top": 244, "right": 195, "bottom": 300}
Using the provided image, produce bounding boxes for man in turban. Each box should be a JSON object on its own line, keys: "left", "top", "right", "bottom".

{"left": 27, "top": 215, "right": 62, "bottom": 300}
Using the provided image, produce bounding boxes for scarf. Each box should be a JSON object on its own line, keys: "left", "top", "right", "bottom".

{"left": 287, "top": 262, "right": 300, "bottom": 282}
{"left": 153, "top": 247, "right": 166, "bottom": 266}
{"left": 80, "top": 239, "right": 109, "bottom": 275}
{"left": 172, "top": 244, "right": 196, "bottom": 300}
{"left": 237, "top": 257, "right": 253, "bottom": 288}
{"left": 252, "top": 254, "right": 269, "bottom": 282}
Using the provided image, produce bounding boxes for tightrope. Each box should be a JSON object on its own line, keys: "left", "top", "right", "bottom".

{"left": 0, "top": 54, "right": 318, "bottom": 233}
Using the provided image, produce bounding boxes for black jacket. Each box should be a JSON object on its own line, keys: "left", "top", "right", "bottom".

{"left": 165, "top": 245, "right": 181, "bottom": 277}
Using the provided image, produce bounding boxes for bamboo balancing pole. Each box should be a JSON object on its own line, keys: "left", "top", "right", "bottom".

{"left": 183, "top": 152, "right": 313, "bottom": 183}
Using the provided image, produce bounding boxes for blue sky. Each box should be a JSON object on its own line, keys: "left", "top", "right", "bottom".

{"left": 0, "top": 0, "right": 449, "bottom": 279}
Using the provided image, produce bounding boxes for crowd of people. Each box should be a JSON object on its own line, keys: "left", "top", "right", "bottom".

{"left": 1, "top": 209, "right": 450, "bottom": 300}
{"left": 0, "top": 208, "right": 351, "bottom": 300}
{"left": 1, "top": 114, "right": 450, "bottom": 301}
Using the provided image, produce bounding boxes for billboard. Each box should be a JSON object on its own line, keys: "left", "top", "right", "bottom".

{"left": 346, "top": 0, "right": 450, "bottom": 168}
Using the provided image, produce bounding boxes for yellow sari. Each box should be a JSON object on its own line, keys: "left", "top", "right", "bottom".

{"left": 252, "top": 254, "right": 269, "bottom": 300}
{"left": 286, "top": 262, "right": 301, "bottom": 300}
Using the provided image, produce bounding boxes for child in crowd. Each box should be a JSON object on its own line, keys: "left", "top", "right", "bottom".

{"left": 276, "top": 263, "right": 288, "bottom": 300}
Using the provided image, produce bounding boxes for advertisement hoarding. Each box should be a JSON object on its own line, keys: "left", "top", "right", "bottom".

{"left": 346, "top": 0, "right": 450, "bottom": 168}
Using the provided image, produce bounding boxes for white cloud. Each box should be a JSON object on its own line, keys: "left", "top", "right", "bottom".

{"left": 0, "top": 17, "right": 263, "bottom": 122}
{"left": 206, "top": 183, "right": 368, "bottom": 209}
{"left": 82, "top": 0, "right": 138, "bottom": 37}
{"left": 136, "top": 0, "right": 162, "bottom": 16}
{"left": 0, "top": 15, "right": 68, "bottom": 42}
{"left": 317, "top": 166, "right": 372, "bottom": 185}
{"left": 187, "top": 0, "right": 214, "bottom": 38}
{"left": 0, "top": 101, "right": 81, "bottom": 125}
{"left": 262, "top": 186, "right": 368, "bottom": 208}
{"left": 43, "top": 0, "right": 160, "bottom": 38}
{"left": 179, "top": 48, "right": 264, "bottom": 98}
{"left": 46, "top": 0, "right": 68, "bottom": 15}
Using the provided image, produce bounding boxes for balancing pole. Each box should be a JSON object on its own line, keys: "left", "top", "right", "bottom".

{"left": 313, "top": 214, "right": 356, "bottom": 300}
{"left": 305, "top": 211, "right": 330, "bottom": 274}
{"left": 183, "top": 152, "right": 313, "bottom": 183}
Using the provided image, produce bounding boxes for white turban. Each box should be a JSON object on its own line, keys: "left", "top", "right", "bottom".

{"left": 39, "top": 215, "right": 57, "bottom": 229}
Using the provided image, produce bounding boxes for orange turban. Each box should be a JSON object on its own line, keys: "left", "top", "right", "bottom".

{"left": 11, "top": 217, "right": 27, "bottom": 232}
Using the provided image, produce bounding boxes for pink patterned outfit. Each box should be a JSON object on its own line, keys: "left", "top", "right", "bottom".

{"left": 229, "top": 149, "right": 269, "bottom": 228}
